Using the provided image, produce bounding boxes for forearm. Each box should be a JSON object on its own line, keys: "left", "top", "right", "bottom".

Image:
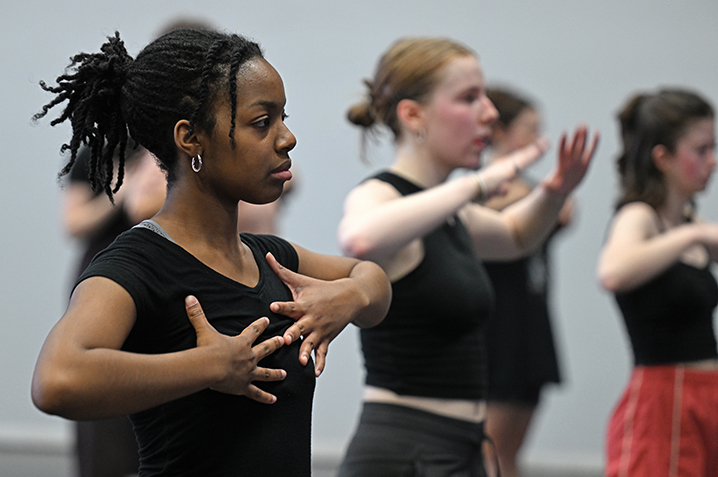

{"left": 339, "top": 175, "right": 479, "bottom": 260}
{"left": 599, "top": 225, "right": 702, "bottom": 292}
{"left": 500, "top": 184, "right": 567, "bottom": 256}
{"left": 63, "top": 187, "right": 125, "bottom": 238}
{"left": 347, "top": 260, "right": 392, "bottom": 328}
{"left": 32, "top": 343, "right": 222, "bottom": 420}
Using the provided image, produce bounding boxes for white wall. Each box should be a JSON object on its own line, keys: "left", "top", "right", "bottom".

{"left": 2, "top": 0, "right": 717, "bottom": 469}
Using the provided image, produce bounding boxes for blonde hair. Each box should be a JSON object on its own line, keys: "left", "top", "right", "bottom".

{"left": 348, "top": 37, "right": 475, "bottom": 141}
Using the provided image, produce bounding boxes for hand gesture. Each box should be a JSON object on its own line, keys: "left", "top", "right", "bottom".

{"left": 542, "top": 125, "right": 599, "bottom": 195}
{"left": 477, "top": 138, "right": 548, "bottom": 199}
{"left": 265, "top": 253, "right": 356, "bottom": 377}
{"left": 185, "top": 295, "right": 286, "bottom": 404}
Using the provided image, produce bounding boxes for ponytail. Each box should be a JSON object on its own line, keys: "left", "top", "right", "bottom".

{"left": 34, "top": 32, "right": 133, "bottom": 202}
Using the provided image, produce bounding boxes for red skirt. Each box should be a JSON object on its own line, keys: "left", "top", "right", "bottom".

{"left": 606, "top": 365, "right": 718, "bottom": 477}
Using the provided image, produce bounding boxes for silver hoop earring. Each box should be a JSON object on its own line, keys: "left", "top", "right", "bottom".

{"left": 416, "top": 128, "right": 426, "bottom": 145}
{"left": 191, "top": 154, "right": 202, "bottom": 173}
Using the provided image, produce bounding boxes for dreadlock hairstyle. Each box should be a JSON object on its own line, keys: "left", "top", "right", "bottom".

{"left": 615, "top": 88, "right": 714, "bottom": 212}
{"left": 33, "top": 28, "right": 263, "bottom": 201}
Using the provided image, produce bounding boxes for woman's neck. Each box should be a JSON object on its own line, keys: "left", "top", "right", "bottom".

{"left": 153, "top": 185, "right": 242, "bottom": 253}
{"left": 656, "top": 189, "right": 692, "bottom": 228}
{"left": 392, "top": 143, "right": 452, "bottom": 188}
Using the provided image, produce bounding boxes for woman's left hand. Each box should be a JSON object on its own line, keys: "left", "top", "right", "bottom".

{"left": 266, "top": 253, "right": 358, "bottom": 377}
{"left": 543, "top": 125, "right": 599, "bottom": 195}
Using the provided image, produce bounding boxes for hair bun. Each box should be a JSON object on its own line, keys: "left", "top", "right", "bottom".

{"left": 347, "top": 100, "right": 376, "bottom": 128}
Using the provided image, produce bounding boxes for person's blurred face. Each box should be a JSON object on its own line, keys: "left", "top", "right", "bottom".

{"left": 661, "top": 117, "right": 716, "bottom": 196}
{"left": 420, "top": 55, "right": 498, "bottom": 170}
{"left": 497, "top": 107, "right": 541, "bottom": 154}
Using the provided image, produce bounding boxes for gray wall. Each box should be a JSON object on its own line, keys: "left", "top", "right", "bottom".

{"left": 2, "top": 0, "right": 717, "bottom": 470}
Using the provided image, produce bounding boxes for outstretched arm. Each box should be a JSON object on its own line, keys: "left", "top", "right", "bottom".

{"left": 338, "top": 139, "right": 548, "bottom": 264}
{"left": 462, "top": 126, "right": 598, "bottom": 260}
{"left": 267, "top": 248, "right": 391, "bottom": 377}
{"left": 31, "top": 278, "right": 285, "bottom": 420}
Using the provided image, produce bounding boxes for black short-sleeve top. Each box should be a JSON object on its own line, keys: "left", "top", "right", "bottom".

{"left": 76, "top": 221, "right": 315, "bottom": 476}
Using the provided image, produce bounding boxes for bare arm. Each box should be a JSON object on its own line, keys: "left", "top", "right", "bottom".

{"left": 62, "top": 183, "right": 128, "bottom": 238}
{"left": 598, "top": 202, "right": 718, "bottom": 292}
{"left": 461, "top": 185, "right": 568, "bottom": 260}
{"left": 267, "top": 247, "right": 392, "bottom": 376}
{"left": 122, "top": 150, "right": 167, "bottom": 224}
{"left": 338, "top": 139, "right": 548, "bottom": 265}
{"left": 463, "top": 126, "right": 597, "bottom": 260}
{"left": 31, "top": 277, "right": 285, "bottom": 420}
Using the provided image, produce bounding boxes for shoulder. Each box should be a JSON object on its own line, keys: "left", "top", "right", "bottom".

{"left": 613, "top": 201, "right": 658, "bottom": 226}
{"left": 609, "top": 201, "right": 660, "bottom": 240}
{"left": 344, "top": 177, "right": 403, "bottom": 213}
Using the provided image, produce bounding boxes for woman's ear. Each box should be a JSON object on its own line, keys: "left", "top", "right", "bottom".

{"left": 174, "top": 119, "right": 202, "bottom": 158}
{"left": 651, "top": 144, "right": 671, "bottom": 172}
{"left": 396, "top": 98, "right": 425, "bottom": 136}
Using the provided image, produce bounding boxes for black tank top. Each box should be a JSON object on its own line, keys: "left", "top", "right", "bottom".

{"left": 360, "top": 171, "right": 495, "bottom": 399}
{"left": 614, "top": 214, "right": 718, "bottom": 365}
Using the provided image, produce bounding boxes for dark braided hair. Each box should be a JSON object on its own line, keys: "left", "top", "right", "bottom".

{"left": 615, "top": 88, "right": 714, "bottom": 211}
{"left": 34, "top": 28, "right": 263, "bottom": 200}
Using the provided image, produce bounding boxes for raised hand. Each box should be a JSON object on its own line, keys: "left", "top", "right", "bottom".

{"left": 542, "top": 125, "right": 599, "bottom": 195}
{"left": 184, "top": 295, "right": 286, "bottom": 403}
{"left": 265, "top": 253, "right": 358, "bottom": 377}
{"left": 476, "top": 137, "right": 549, "bottom": 199}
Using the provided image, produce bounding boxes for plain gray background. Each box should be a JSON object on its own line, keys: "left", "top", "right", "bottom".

{"left": 2, "top": 0, "right": 717, "bottom": 471}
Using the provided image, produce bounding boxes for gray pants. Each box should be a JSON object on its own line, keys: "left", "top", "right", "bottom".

{"left": 338, "top": 402, "right": 490, "bottom": 477}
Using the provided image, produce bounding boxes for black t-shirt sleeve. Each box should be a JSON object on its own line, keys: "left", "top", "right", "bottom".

{"left": 74, "top": 229, "right": 161, "bottom": 317}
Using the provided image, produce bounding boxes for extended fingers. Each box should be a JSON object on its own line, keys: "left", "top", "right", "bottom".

{"left": 282, "top": 322, "right": 305, "bottom": 345}
{"left": 185, "top": 295, "right": 212, "bottom": 332}
{"left": 270, "top": 300, "right": 303, "bottom": 319}
{"left": 239, "top": 316, "right": 271, "bottom": 345}
{"left": 584, "top": 131, "right": 600, "bottom": 161}
{"left": 572, "top": 126, "right": 588, "bottom": 156}
{"left": 246, "top": 384, "right": 279, "bottom": 404}
{"left": 314, "top": 343, "right": 329, "bottom": 377}
{"left": 299, "top": 337, "right": 316, "bottom": 366}
{"left": 254, "top": 366, "right": 287, "bottom": 383}
{"left": 253, "top": 335, "right": 285, "bottom": 360}
{"left": 266, "top": 252, "right": 298, "bottom": 285}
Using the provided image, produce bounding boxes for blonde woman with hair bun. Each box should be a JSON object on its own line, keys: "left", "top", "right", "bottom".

{"left": 337, "top": 37, "right": 598, "bottom": 476}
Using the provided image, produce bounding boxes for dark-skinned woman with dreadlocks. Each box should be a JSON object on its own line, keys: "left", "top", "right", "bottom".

{"left": 30, "top": 28, "right": 391, "bottom": 477}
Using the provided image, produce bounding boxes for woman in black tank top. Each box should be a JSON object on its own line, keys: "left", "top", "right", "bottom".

{"left": 598, "top": 89, "right": 718, "bottom": 476}
{"left": 337, "top": 37, "right": 598, "bottom": 477}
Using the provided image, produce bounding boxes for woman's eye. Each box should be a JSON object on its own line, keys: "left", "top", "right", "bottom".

{"left": 254, "top": 118, "right": 270, "bottom": 128}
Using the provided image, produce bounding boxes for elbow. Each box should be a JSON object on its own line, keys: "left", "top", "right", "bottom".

{"left": 31, "top": 368, "right": 79, "bottom": 418}
{"left": 352, "top": 262, "right": 392, "bottom": 329}
{"left": 338, "top": 229, "right": 375, "bottom": 260}
{"left": 597, "top": 267, "right": 624, "bottom": 293}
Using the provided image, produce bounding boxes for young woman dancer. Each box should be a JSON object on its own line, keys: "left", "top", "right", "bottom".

{"left": 31, "top": 28, "right": 391, "bottom": 476}
{"left": 336, "top": 37, "right": 598, "bottom": 476}
{"left": 599, "top": 89, "right": 718, "bottom": 476}
{"left": 481, "top": 87, "right": 572, "bottom": 477}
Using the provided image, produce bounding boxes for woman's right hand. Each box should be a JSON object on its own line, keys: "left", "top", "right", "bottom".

{"left": 184, "top": 295, "right": 286, "bottom": 404}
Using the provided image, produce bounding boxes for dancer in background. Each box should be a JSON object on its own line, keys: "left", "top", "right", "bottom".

{"left": 482, "top": 87, "right": 572, "bottom": 477}
{"left": 598, "top": 89, "right": 718, "bottom": 476}
{"left": 337, "top": 37, "right": 597, "bottom": 476}
{"left": 63, "top": 144, "right": 164, "bottom": 477}
{"left": 32, "top": 28, "right": 390, "bottom": 476}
